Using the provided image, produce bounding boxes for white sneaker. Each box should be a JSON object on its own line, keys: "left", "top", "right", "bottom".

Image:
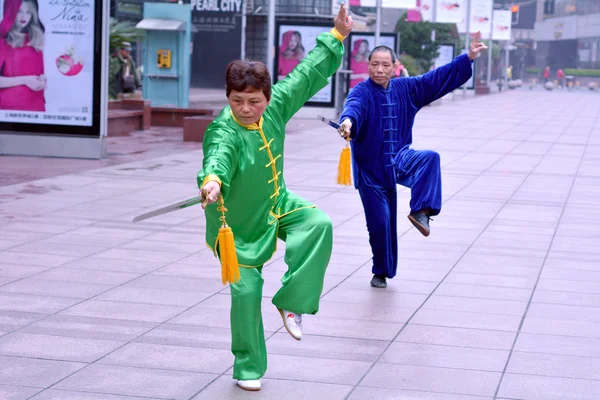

{"left": 237, "top": 379, "right": 261, "bottom": 391}
{"left": 278, "top": 308, "right": 303, "bottom": 340}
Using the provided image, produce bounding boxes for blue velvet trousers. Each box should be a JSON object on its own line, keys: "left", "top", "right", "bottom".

{"left": 357, "top": 147, "right": 442, "bottom": 278}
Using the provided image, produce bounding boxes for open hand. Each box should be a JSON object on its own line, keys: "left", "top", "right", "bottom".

{"left": 338, "top": 118, "right": 352, "bottom": 139}
{"left": 334, "top": 3, "right": 353, "bottom": 37}
{"left": 468, "top": 31, "right": 488, "bottom": 60}
{"left": 200, "top": 180, "right": 221, "bottom": 210}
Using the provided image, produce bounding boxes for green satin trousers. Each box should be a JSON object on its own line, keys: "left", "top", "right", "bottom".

{"left": 229, "top": 207, "right": 333, "bottom": 380}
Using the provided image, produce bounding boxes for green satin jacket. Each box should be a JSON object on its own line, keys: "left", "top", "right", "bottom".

{"left": 197, "top": 29, "right": 345, "bottom": 267}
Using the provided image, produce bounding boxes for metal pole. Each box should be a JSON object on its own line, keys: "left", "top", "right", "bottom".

{"left": 241, "top": 0, "right": 247, "bottom": 60}
{"left": 267, "top": 0, "right": 276, "bottom": 82}
{"left": 375, "top": 0, "right": 382, "bottom": 46}
{"left": 505, "top": 41, "right": 509, "bottom": 88}
{"left": 487, "top": 12, "right": 493, "bottom": 86}
{"left": 463, "top": 0, "right": 471, "bottom": 96}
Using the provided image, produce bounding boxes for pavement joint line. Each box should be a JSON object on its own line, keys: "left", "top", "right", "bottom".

{"left": 491, "top": 104, "right": 599, "bottom": 399}
{"left": 344, "top": 95, "right": 585, "bottom": 400}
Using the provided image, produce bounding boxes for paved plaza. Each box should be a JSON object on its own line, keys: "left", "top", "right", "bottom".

{"left": 0, "top": 89, "right": 599, "bottom": 399}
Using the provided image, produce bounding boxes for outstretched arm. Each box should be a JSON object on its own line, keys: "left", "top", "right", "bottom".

{"left": 408, "top": 31, "right": 487, "bottom": 109}
{"left": 270, "top": 3, "right": 353, "bottom": 123}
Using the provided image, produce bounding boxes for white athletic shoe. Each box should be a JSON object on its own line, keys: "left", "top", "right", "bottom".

{"left": 278, "top": 308, "right": 303, "bottom": 340}
{"left": 237, "top": 379, "right": 261, "bottom": 391}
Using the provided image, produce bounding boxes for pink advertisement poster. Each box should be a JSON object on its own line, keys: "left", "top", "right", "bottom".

{"left": 0, "top": 0, "right": 96, "bottom": 126}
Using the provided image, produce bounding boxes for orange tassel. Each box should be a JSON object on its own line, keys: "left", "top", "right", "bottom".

{"left": 217, "top": 198, "right": 240, "bottom": 285}
{"left": 337, "top": 139, "right": 352, "bottom": 186}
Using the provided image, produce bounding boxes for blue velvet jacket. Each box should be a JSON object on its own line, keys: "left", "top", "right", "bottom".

{"left": 340, "top": 54, "right": 473, "bottom": 189}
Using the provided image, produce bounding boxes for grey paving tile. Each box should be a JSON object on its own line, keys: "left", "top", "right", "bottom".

{"left": 124, "top": 274, "right": 225, "bottom": 293}
{"left": 0, "top": 355, "right": 84, "bottom": 386}
{"left": 98, "top": 342, "right": 233, "bottom": 373}
{"left": 58, "top": 300, "right": 185, "bottom": 323}
{"left": 92, "top": 248, "right": 186, "bottom": 264}
{"left": 136, "top": 324, "right": 233, "bottom": 351}
{"left": 192, "top": 375, "right": 352, "bottom": 400}
{"left": 526, "top": 302, "right": 600, "bottom": 322}
{"left": 410, "top": 309, "right": 521, "bottom": 332}
{"left": 507, "top": 351, "right": 600, "bottom": 380}
{"left": 96, "top": 287, "right": 212, "bottom": 307}
{"left": 317, "top": 300, "right": 415, "bottom": 323}
{"left": 0, "top": 385, "right": 42, "bottom": 399}
{"left": 63, "top": 257, "right": 167, "bottom": 274}
{"left": 532, "top": 290, "right": 600, "bottom": 307}
{"left": 444, "top": 272, "right": 537, "bottom": 289}
{"left": 336, "top": 276, "right": 437, "bottom": 295}
{"left": 397, "top": 325, "right": 516, "bottom": 350}
{"left": 266, "top": 332, "right": 387, "bottom": 362}
{"left": 497, "top": 373, "right": 600, "bottom": 400}
{"left": 360, "top": 363, "right": 501, "bottom": 397}
{"left": 9, "top": 242, "right": 107, "bottom": 258}
{"left": 348, "top": 387, "right": 490, "bottom": 400}
{"left": 0, "top": 333, "right": 124, "bottom": 362}
{"left": 54, "top": 364, "right": 215, "bottom": 399}
{"left": 422, "top": 295, "right": 528, "bottom": 316}
{"left": 305, "top": 314, "right": 403, "bottom": 341}
{"left": 0, "top": 252, "right": 76, "bottom": 268}
{"left": 380, "top": 342, "right": 509, "bottom": 371}
{"left": 263, "top": 353, "right": 371, "bottom": 385}
{"left": 0, "top": 279, "right": 112, "bottom": 299}
{"left": 0, "top": 293, "right": 80, "bottom": 314}
{"left": 0, "top": 310, "right": 47, "bottom": 332}
{"left": 321, "top": 288, "right": 428, "bottom": 308}
{"left": 31, "top": 268, "right": 141, "bottom": 286}
{"left": 435, "top": 283, "right": 532, "bottom": 301}
{"left": 30, "top": 389, "right": 159, "bottom": 399}
{"left": 521, "top": 316, "right": 600, "bottom": 339}
{"left": 0, "top": 264, "right": 50, "bottom": 279}
{"left": 515, "top": 333, "right": 600, "bottom": 358}
{"left": 118, "top": 239, "right": 203, "bottom": 254}
{"left": 537, "top": 278, "right": 600, "bottom": 294}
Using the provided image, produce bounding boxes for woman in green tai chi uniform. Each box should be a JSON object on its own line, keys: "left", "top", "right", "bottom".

{"left": 197, "top": 3, "right": 353, "bottom": 392}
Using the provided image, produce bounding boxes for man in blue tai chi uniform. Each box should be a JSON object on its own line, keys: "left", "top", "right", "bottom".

{"left": 339, "top": 32, "right": 488, "bottom": 288}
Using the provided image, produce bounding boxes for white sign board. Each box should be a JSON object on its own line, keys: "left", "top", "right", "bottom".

{"left": 469, "top": 0, "right": 493, "bottom": 39}
{"left": 492, "top": 10, "right": 512, "bottom": 40}
{"left": 436, "top": 0, "right": 465, "bottom": 23}
{"left": 346, "top": 0, "right": 418, "bottom": 8}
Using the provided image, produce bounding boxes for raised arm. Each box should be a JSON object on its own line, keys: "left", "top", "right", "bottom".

{"left": 269, "top": 3, "right": 353, "bottom": 123}
{"left": 408, "top": 31, "right": 487, "bottom": 109}
{"left": 197, "top": 120, "right": 239, "bottom": 207}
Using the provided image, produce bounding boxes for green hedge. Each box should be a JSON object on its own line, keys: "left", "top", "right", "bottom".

{"left": 525, "top": 68, "right": 541, "bottom": 74}
{"left": 564, "top": 69, "right": 600, "bottom": 77}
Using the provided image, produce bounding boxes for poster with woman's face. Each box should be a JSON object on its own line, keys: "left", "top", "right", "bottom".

{"left": 0, "top": 0, "right": 96, "bottom": 126}
{"left": 276, "top": 24, "right": 333, "bottom": 104}
{"left": 349, "top": 34, "right": 396, "bottom": 89}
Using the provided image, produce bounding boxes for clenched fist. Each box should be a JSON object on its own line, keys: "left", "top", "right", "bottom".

{"left": 338, "top": 118, "right": 352, "bottom": 139}
{"left": 200, "top": 180, "right": 221, "bottom": 209}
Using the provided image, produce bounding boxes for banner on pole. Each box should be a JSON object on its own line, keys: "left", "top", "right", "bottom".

{"left": 436, "top": 0, "right": 465, "bottom": 24}
{"left": 492, "top": 10, "right": 511, "bottom": 40}
{"left": 349, "top": 0, "right": 417, "bottom": 8}
{"left": 469, "top": 0, "right": 493, "bottom": 39}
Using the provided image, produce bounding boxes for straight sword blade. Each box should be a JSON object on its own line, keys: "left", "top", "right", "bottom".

{"left": 132, "top": 196, "right": 203, "bottom": 223}
{"left": 317, "top": 114, "right": 340, "bottom": 130}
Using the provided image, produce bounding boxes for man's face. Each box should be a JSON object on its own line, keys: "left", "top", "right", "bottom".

{"left": 369, "top": 51, "right": 394, "bottom": 87}
{"left": 120, "top": 48, "right": 130, "bottom": 57}
{"left": 228, "top": 87, "right": 269, "bottom": 125}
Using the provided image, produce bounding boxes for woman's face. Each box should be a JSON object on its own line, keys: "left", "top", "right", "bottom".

{"left": 16, "top": 2, "right": 33, "bottom": 30}
{"left": 359, "top": 41, "right": 368, "bottom": 54}
{"left": 228, "top": 87, "right": 269, "bottom": 126}
{"left": 289, "top": 34, "right": 300, "bottom": 50}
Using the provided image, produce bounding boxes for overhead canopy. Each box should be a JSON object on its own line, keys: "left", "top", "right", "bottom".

{"left": 136, "top": 18, "right": 187, "bottom": 31}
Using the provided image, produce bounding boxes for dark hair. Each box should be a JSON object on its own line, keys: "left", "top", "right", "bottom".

{"left": 226, "top": 60, "right": 272, "bottom": 101}
{"left": 368, "top": 45, "right": 397, "bottom": 63}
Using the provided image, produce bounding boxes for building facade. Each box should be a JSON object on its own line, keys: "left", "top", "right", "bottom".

{"left": 533, "top": 0, "right": 600, "bottom": 69}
